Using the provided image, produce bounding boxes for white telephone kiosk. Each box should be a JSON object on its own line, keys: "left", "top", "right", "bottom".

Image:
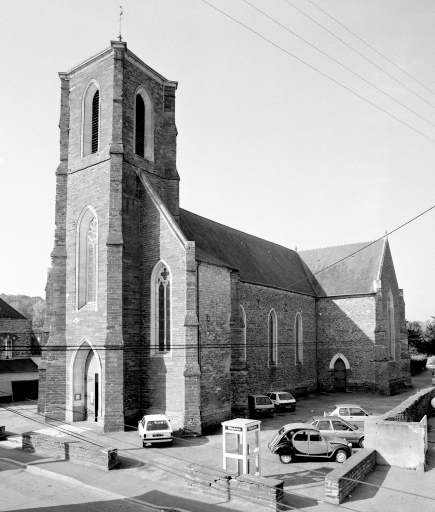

{"left": 221, "top": 418, "right": 261, "bottom": 476}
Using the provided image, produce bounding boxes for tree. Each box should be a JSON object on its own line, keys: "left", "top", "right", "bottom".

{"left": 0, "top": 294, "right": 45, "bottom": 326}
{"left": 31, "top": 300, "right": 46, "bottom": 329}
{"left": 407, "top": 321, "right": 425, "bottom": 354}
{"left": 425, "top": 317, "right": 435, "bottom": 356}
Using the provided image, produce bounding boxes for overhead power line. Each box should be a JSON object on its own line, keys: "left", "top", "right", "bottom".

{"left": 241, "top": 0, "right": 435, "bottom": 129}
{"left": 201, "top": 0, "right": 435, "bottom": 144}
{"left": 305, "top": 0, "right": 435, "bottom": 98}
{"left": 281, "top": 0, "right": 435, "bottom": 111}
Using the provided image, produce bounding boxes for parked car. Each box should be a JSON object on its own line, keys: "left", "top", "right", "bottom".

{"left": 138, "top": 414, "right": 173, "bottom": 447}
{"left": 426, "top": 357, "right": 435, "bottom": 371}
{"left": 248, "top": 394, "right": 275, "bottom": 417}
{"left": 304, "top": 416, "right": 364, "bottom": 447}
{"left": 268, "top": 423, "right": 352, "bottom": 464}
{"left": 266, "top": 391, "right": 297, "bottom": 411}
{"left": 325, "top": 404, "right": 373, "bottom": 427}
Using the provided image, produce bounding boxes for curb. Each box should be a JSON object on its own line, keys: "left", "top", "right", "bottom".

{"left": 0, "top": 457, "right": 188, "bottom": 512}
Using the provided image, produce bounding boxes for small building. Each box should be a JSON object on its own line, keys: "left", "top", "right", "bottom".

{"left": 0, "top": 298, "right": 41, "bottom": 403}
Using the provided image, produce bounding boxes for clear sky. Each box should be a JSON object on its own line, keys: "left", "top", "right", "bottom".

{"left": 1, "top": 0, "right": 434, "bottom": 321}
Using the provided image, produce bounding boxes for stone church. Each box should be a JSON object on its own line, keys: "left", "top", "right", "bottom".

{"left": 38, "top": 41, "right": 411, "bottom": 433}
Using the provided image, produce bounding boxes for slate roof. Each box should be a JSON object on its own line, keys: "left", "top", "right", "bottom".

{"left": 0, "top": 298, "right": 26, "bottom": 319}
{"left": 0, "top": 359, "right": 39, "bottom": 373}
{"left": 179, "top": 209, "right": 317, "bottom": 296}
{"left": 299, "top": 239, "right": 385, "bottom": 296}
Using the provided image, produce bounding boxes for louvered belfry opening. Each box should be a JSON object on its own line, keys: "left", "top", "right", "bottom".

{"left": 135, "top": 94, "right": 145, "bottom": 157}
{"left": 91, "top": 90, "right": 99, "bottom": 154}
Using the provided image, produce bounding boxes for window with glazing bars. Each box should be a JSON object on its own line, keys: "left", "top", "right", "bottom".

{"left": 157, "top": 267, "right": 171, "bottom": 351}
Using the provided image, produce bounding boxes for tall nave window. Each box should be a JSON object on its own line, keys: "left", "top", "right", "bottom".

{"left": 268, "top": 309, "right": 277, "bottom": 366}
{"left": 77, "top": 207, "right": 98, "bottom": 309}
{"left": 151, "top": 262, "right": 171, "bottom": 352}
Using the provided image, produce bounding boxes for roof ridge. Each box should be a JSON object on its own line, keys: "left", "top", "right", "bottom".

{"left": 299, "top": 240, "right": 377, "bottom": 253}
{"left": 180, "top": 208, "right": 297, "bottom": 254}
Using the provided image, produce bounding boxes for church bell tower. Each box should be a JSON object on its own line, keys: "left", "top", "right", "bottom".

{"left": 39, "top": 41, "right": 187, "bottom": 432}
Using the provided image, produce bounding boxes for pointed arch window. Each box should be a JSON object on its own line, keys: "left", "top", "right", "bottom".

{"left": 387, "top": 290, "right": 395, "bottom": 361}
{"left": 240, "top": 305, "right": 247, "bottom": 361}
{"left": 82, "top": 81, "right": 100, "bottom": 157}
{"left": 151, "top": 262, "right": 171, "bottom": 353}
{"left": 268, "top": 310, "right": 277, "bottom": 366}
{"left": 134, "top": 87, "right": 154, "bottom": 161}
{"left": 77, "top": 207, "right": 98, "bottom": 310}
{"left": 295, "top": 313, "right": 303, "bottom": 364}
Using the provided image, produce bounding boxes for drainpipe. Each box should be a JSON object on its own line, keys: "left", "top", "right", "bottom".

{"left": 315, "top": 298, "right": 319, "bottom": 392}
{"left": 197, "top": 262, "right": 201, "bottom": 368}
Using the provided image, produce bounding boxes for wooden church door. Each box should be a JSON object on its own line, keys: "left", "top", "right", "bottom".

{"left": 334, "top": 359, "right": 346, "bottom": 391}
{"left": 84, "top": 351, "right": 99, "bottom": 421}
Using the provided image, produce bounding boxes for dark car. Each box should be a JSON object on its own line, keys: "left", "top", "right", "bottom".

{"left": 305, "top": 416, "right": 364, "bottom": 447}
{"left": 248, "top": 394, "right": 275, "bottom": 417}
{"left": 268, "top": 423, "right": 352, "bottom": 464}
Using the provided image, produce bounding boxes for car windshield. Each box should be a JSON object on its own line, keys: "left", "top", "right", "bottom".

{"left": 146, "top": 420, "right": 170, "bottom": 431}
{"left": 256, "top": 397, "right": 271, "bottom": 405}
{"left": 326, "top": 406, "right": 337, "bottom": 415}
{"left": 278, "top": 393, "right": 294, "bottom": 400}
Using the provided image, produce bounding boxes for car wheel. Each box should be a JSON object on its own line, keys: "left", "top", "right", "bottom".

{"left": 142, "top": 441, "right": 148, "bottom": 448}
{"left": 279, "top": 453, "right": 293, "bottom": 464}
{"left": 335, "top": 450, "right": 348, "bottom": 463}
{"left": 359, "top": 437, "right": 364, "bottom": 448}
{"left": 270, "top": 410, "right": 275, "bottom": 417}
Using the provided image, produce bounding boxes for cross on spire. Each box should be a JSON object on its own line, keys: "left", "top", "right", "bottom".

{"left": 118, "top": 6, "right": 124, "bottom": 41}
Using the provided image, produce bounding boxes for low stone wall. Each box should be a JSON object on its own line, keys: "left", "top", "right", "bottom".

{"left": 185, "top": 464, "right": 284, "bottom": 511}
{"left": 382, "top": 386, "right": 435, "bottom": 422}
{"left": 365, "top": 386, "right": 435, "bottom": 471}
{"left": 22, "top": 432, "right": 118, "bottom": 471}
{"left": 324, "top": 449, "right": 376, "bottom": 505}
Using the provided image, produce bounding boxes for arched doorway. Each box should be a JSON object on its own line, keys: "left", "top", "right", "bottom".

{"left": 70, "top": 340, "right": 102, "bottom": 423}
{"left": 334, "top": 359, "right": 346, "bottom": 391}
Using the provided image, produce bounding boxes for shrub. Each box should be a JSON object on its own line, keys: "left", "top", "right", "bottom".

{"left": 410, "top": 354, "right": 428, "bottom": 376}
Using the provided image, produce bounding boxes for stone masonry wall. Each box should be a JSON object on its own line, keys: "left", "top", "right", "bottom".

{"left": 0, "top": 318, "right": 37, "bottom": 359}
{"left": 324, "top": 449, "right": 376, "bottom": 505}
{"left": 240, "top": 283, "right": 317, "bottom": 397}
{"left": 61, "top": 47, "right": 124, "bottom": 432}
{"left": 22, "top": 432, "right": 118, "bottom": 471}
{"left": 122, "top": 57, "right": 179, "bottom": 220}
{"left": 42, "top": 72, "right": 69, "bottom": 424}
{"left": 377, "top": 242, "right": 411, "bottom": 393}
{"left": 317, "top": 296, "right": 377, "bottom": 393}
{"left": 139, "top": 175, "right": 187, "bottom": 431}
{"left": 198, "top": 263, "right": 232, "bottom": 429}
{"left": 185, "top": 464, "right": 284, "bottom": 511}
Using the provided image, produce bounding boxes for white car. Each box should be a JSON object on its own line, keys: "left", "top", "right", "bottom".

{"left": 426, "top": 357, "right": 435, "bottom": 371}
{"left": 138, "top": 414, "right": 173, "bottom": 447}
{"left": 266, "top": 392, "right": 297, "bottom": 411}
{"left": 325, "top": 404, "right": 372, "bottom": 428}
